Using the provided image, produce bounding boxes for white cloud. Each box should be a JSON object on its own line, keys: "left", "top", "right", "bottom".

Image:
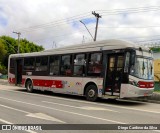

{"left": 0, "top": 0, "right": 160, "bottom": 49}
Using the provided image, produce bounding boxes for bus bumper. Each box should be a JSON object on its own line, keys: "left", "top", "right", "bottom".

{"left": 120, "top": 84, "right": 154, "bottom": 98}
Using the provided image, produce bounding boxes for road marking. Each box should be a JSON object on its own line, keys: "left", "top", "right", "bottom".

{"left": 1, "top": 86, "right": 160, "bottom": 114}
{"left": 0, "top": 89, "right": 159, "bottom": 132}
{"left": 78, "top": 106, "right": 116, "bottom": 111}
{"left": 26, "top": 113, "right": 65, "bottom": 123}
{"left": 42, "top": 101, "right": 119, "bottom": 112}
{"left": 0, "top": 104, "right": 30, "bottom": 113}
{"left": 0, "top": 118, "right": 12, "bottom": 124}
{"left": 0, "top": 118, "right": 37, "bottom": 133}
{"left": 0, "top": 96, "right": 125, "bottom": 124}
{"left": 154, "top": 130, "right": 160, "bottom": 133}
{"left": 0, "top": 104, "right": 65, "bottom": 123}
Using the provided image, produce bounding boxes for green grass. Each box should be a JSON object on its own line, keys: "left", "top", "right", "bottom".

{"left": 154, "top": 90, "right": 160, "bottom": 93}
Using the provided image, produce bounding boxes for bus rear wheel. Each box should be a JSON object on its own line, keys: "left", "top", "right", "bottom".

{"left": 26, "top": 80, "right": 33, "bottom": 93}
{"left": 85, "top": 85, "right": 98, "bottom": 102}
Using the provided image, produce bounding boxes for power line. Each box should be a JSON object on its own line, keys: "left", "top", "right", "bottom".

{"left": 0, "top": 38, "right": 17, "bottom": 53}
{"left": 98, "top": 26, "right": 160, "bottom": 28}
{"left": 30, "top": 28, "right": 95, "bottom": 42}
{"left": 97, "top": 6, "right": 160, "bottom": 14}
{"left": 33, "top": 34, "right": 160, "bottom": 46}
{"left": 17, "top": 6, "right": 160, "bottom": 33}
{"left": 17, "top": 13, "right": 92, "bottom": 32}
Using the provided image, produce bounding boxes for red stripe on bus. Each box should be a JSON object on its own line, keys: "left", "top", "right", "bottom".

{"left": 32, "top": 79, "right": 63, "bottom": 88}
{"left": 9, "top": 78, "right": 15, "bottom": 84}
{"left": 22, "top": 78, "right": 26, "bottom": 85}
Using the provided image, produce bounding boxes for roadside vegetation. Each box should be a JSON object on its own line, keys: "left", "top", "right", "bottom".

{"left": 0, "top": 35, "right": 44, "bottom": 75}
{"left": 154, "top": 90, "right": 160, "bottom": 93}
{"left": 150, "top": 47, "right": 160, "bottom": 53}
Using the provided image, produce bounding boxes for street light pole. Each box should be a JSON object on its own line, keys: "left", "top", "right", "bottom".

{"left": 79, "top": 20, "right": 94, "bottom": 41}
{"left": 13, "top": 31, "right": 21, "bottom": 53}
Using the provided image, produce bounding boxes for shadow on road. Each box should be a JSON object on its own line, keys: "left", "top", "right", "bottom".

{"left": 15, "top": 88, "right": 146, "bottom": 107}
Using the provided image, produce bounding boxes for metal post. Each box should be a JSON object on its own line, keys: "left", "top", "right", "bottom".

{"left": 92, "top": 11, "right": 102, "bottom": 41}
{"left": 13, "top": 31, "right": 21, "bottom": 53}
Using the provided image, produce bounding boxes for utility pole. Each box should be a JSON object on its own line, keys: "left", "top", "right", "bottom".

{"left": 13, "top": 31, "right": 21, "bottom": 53}
{"left": 92, "top": 11, "right": 102, "bottom": 41}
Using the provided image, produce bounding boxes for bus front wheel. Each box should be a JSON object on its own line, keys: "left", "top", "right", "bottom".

{"left": 85, "top": 85, "right": 98, "bottom": 102}
{"left": 26, "top": 80, "right": 33, "bottom": 93}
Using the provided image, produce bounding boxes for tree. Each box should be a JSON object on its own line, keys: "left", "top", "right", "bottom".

{"left": 0, "top": 41, "right": 7, "bottom": 63}
{"left": 0, "top": 41, "right": 7, "bottom": 74}
{"left": 150, "top": 47, "right": 160, "bottom": 53}
{"left": 0, "top": 35, "right": 44, "bottom": 74}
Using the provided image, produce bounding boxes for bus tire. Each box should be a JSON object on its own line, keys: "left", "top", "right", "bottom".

{"left": 85, "top": 85, "right": 98, "bottom": 102}
{"left": 26, "top": 80, "right": 33, "bottom": 93}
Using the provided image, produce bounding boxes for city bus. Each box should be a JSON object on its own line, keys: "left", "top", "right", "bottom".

{"left": 8, "top": 39, "right": 154, "bottom": 101}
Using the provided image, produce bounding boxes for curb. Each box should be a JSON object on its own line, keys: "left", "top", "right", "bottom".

{"left": 0, "top": 79, "right": 8, "bottom": 85}
{"left": 133, "top": 97, "right": 160, "bottom": 104}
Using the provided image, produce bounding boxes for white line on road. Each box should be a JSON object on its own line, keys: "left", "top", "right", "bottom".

{"left": 0, "top": 104, "right": 30, "bottom": 113}
{"left": 154, "top": 130, "right": 160, "bottom": 133}
{"left": 1, "top": 86, "right": 160, "bottom": 114}
{"left": 1, "top": 86, "right": 160, "bottom": 132}
{"left": 0, "top": 96, "right": 125, "bottom": 124}
{"left": 0, "top": 118, "right": 12, "bottom": 124}
{"left": 42, "top": 101, "right": 119, "bottom": 112}
{"left": 0, "top": 103, "right": 65, "bottom": 123}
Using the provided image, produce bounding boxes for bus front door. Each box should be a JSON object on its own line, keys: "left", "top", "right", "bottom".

{"left": 105, "top": 54, "right": 124, "bottom": 96}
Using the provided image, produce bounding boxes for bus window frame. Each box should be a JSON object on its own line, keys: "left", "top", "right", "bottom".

{"left": 73, "top": 53, "right": 86, "bottom": 77}
{"left": 23, "top": 57, "right": 35, "bottom": 71}
{"left": 49, "top": 55, "right": 60, "bottom": 76}
{"left": 87, "top": 52, "right": 103, "bottom": 77}
{"left": 60, "top": 54, "right": 73, "bottom": 76}
{"left": 35, "top": 56, "right": 49, "bottom": 72}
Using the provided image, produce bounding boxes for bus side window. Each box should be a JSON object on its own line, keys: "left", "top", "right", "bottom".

{"left": 88, "top": 53, "right": 102, "bottom": 76}
{"left": 60, "top": 55, "right": 72, "bottom": 76}
{"left": 74, "top": 54, "right": 86, "bottom": 76}
{"left": 35, "top": 56, "right": 48, "bottom": 71}
{"left": 9, "top": 58, "right": 15, "bottom": 74}
{"left": 24, "top": 57, "right": 35, "bottom": 71}
{"left": 50, "top": 56, "right": 59, "bottom": 75}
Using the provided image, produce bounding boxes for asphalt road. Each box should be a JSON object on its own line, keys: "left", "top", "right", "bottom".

{"left": 0, "top": 84, "right": 160, "bottom": 133}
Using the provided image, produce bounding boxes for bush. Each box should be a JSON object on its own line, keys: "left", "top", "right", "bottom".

{"left": 0, "top": 64, "right": 7, "bottom": 75}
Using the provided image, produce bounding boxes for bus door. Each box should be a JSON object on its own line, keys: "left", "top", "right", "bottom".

{"left": 15, "top": 59, "right": 23, "bottom": 85}
{"left": 105, "top": 54, "right": 124, "bottom": 96}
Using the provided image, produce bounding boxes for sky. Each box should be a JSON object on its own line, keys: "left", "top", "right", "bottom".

{"left": 1, "top": 0, "right": 160, "bottom": 49}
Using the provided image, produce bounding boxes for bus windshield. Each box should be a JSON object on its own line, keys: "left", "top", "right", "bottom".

{"left": 130, "top": 57, "right": 153, "bottom": 80}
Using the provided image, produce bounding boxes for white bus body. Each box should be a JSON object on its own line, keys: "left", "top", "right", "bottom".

{"left": 8, "top": 40, "right": 154, "bottom": 101}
